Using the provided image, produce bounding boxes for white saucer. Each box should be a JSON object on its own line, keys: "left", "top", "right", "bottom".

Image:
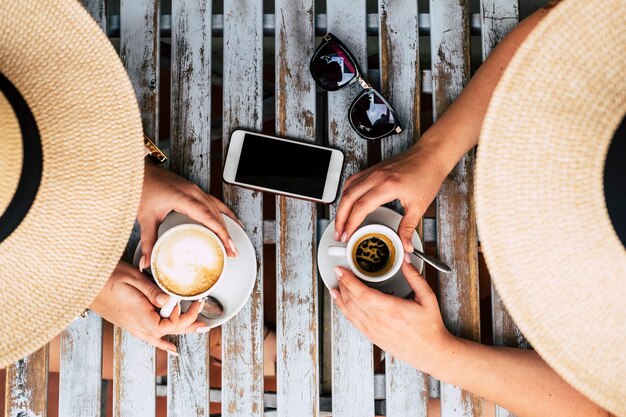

{"left": 318, "top": 206, "right": 424, "bottom": 298}
{"left": 133, "top": 212, "right": 257, "bottom": 328}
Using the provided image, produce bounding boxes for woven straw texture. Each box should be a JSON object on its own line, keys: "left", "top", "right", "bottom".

{"left": 0, "top": 0, "right": 144, "bottom": 367}
{"left": 476, "top": 0, "right": 626, "bottom": 415}
{"left": 0, "top": 92, "right": 22, "bottom": 216}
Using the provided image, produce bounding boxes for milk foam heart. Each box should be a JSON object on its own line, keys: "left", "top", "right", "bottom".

{"left": 152, "top": 228, "right": 225, "bottom": 297}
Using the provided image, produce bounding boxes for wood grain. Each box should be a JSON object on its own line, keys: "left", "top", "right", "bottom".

{"left": 114, "top": 1, "right": 159, "bottom": 415}
{"left": 222, "top": 1, "right": 265, "bottom": 416}
{"left": 430, "top": 0, "right": 482, "bottom": 415}
{"left": 167, "top": 334, "right": 211, "bottom": 417}
{"left": 479, "top": 2, "right": 525, "bottom": 416}
{"left": 275, "top": 1, "right": 319, "bottom": 416}
{"left": 5, "top": 345, "right": 49, "bottom": 417}
{"left": 79, "top": 0, "right": 106, "bottom": 32}
{"left": 378, "top": 1, "right": 429, "bottom": 415}
{"left": 59, "top": 313, "right": 103, "bottom": 417}
{"left": 327, "top": 2, "right": 375, "bottom": 416}
{"left": 168, "top": 1, "right": 212, "bottom": 415}
{"left": 58, "top": 3, "right": 105, "bottom": 417}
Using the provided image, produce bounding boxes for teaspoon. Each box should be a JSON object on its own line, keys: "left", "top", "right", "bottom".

{"left": 412, "top": 249, "right": 452, "bottom": 274}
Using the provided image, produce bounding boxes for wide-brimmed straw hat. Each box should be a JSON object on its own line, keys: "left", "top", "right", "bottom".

{"left": 476, "top": 0, "right": 625, "bottom": 415}
{"left": 0, "top": 0, "right": 144, "bottom": 367}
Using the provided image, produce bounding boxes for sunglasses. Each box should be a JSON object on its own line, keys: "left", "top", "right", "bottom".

{"left": 310, "top": 33, "right": 404, "bottom": 140}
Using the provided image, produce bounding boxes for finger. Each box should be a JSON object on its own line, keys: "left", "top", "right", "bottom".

{"left": 175, "top": 198, "right": 238, "bottom": 258}
{"left": 156, "top": 304, "right": 182, "bottom": 334}
{"left": 332, "top": 288, "right": 368, "bottom": 334}
{"left": 145, "top": 335, "right": 178, "bottom": 354}
{"left": 127, "top": 272, "right": 169, "bottom": 308}
{"left": 335, "top": 266, "right": 396, "bottom": 312}
{"left": 397, "top": 205, "right": 422, "bottom": 253}
{"left": 337, "top": 280, "right": 370, "bottom": 323}
{"left": 401, "top": 262, "right": 437, "bottom": 306}
{"left": 139, "top": 217, "right": 160, "bottom": 271}
{"left": 175, "top": 300, "right": 203, "bottom": 331}
{"left": 342, "top": 169, "right": 368, "bottom": 191}
{"left": 185, "top": 321, "right": 211, "bottom": 334}
{"left": 212, "top": 198, "right": 243, "bottom": 228}
{"left": 342, "top": 187, "right": 396, "bottom": 239}
{"left": 335, "top": 174, "right": 384, "bottom": 241}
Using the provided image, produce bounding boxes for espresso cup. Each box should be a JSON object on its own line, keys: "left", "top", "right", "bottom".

{"left": 150, "top": 224, "right": 227, "bottom": 318}
{"left": 327, "top": 224, "right": 404, "bottom": 282}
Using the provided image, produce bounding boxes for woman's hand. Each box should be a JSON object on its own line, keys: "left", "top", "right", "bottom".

{"left": 331, "top": 262, "right": 453, "bottom": 374}
{"left": 334, "top": 143, "right": 449, "bottom": 252}
{"left": 90, "top": 262, "right": 210, "bottom": 354}
{"left": 139, "top": 161, "right": 242, "bottom": 268}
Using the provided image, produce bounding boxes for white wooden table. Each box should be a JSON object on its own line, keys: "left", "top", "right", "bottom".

{"left": 4, "top": 1, "right": 528, "bottom": 416}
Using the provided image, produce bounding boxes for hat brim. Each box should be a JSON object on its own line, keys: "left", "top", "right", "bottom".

{"left": 0, "top": 0, "right": 144, "bottom": 367}
{"left": 476, "top": 1, "right": 626, "bottom": 414}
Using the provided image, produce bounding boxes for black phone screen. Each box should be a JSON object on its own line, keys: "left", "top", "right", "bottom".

{"left": 235, "top": 134, "right": 332, "bottom": 198}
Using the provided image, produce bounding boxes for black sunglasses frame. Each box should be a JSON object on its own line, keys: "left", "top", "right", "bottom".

{"left": 310, "top": 33, "right": 404, "bottom": 140}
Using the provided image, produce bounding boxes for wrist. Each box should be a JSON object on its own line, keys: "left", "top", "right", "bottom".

{"left": 415, "top": 331, "right": 461, "bottom": 377}
{"left": 407, "top": 137, "right": 455, "bottom": 183}
{"left": 416, "top": 129, "right": 476, "bottom": 174}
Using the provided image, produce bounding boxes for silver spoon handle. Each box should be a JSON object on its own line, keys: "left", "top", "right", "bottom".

{"left": 412, "top": 249, "right": 452, "bottom": 274}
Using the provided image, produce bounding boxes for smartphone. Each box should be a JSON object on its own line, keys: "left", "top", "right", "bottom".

{"left": 223, "top": 130, "right": 344, "bottom": 203}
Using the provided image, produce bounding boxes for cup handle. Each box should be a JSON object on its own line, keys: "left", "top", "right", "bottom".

{"left": 328, "top": 246, "right": 347, "bottom": 257}
{"left": 160, "top": 295, "right": 181, "bottom": 318}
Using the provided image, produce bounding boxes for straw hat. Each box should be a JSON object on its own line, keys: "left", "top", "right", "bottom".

{"left": 476, "top": 0, "right": 625, "bottom": 415}
{"left": 0, "top": 0, "right": 144, "bottom": 367}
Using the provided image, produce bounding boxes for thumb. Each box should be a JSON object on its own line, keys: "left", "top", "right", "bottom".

{"left": 398, "top": 206, "right": 421, "bottom": 253}
{"left": 139, "top": 218, "right": 159, "bottom": 271}
{"left": 128, "top": 272, "right": 169, "bottom": 308}
{"left": 401, "top": 262, "right": 436, "bottom": 306}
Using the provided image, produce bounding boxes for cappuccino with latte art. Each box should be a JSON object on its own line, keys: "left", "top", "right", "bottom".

{"left": 152, "top": 225, "right": 225, "bottom": 297}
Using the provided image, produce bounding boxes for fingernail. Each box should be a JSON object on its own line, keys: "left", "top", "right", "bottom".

{"left": 406, "top": 241, "right": 414, "bottom": 252}
{"left": 334, "top": 266, "right": 343, "bottom": 279}
{"left": 196, "top": 326, "right": 211, "bottom": 334}
{"left": 156, "top": 293, "right": 169, "bottom": 306}
{"left": 238, "top": 220, "right": 245, "bottom": 229}
{"left": 228, "top": 239, "right": 239, "bottom": 258}
{"left": 340, "top": 232, "right": 348, "bottom": 243}
{"left": 167, "top": 349, "right": 179, "bottom": 357}
{"left": 329, "top": 289, "right": 338, "bottom": 300}
{"left": 139, "top": 255, "right": 146, "bottom": 272}
{"left": 199, "top": 299, "right": 205, "bottom": 311}
{"left": 404, "top": 253, "right": 412, "bottom": 264}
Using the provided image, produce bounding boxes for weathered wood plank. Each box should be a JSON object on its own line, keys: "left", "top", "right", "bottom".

{"left": 167, "top": 334, "right": 211, "bottom": 417}
{"left": 114, "top": 1, "right": 159, "bottom": 416}
{"left": 327, "top": 2, "right": 375, "bottom": 416}
{"left": 222, "top": 1, "right": 265, "bottom": 416}
{"left": 5, "top": 345, "right": 49, "bottom": 417}
{"left": 59, "top": 313, "right": 103, "bottom": 417}
{"left": 168, "top": 1, "right": 212, "bottom": 416}
{"left": 79, "top": 0, "right": 106, "bottom": 32}
{"left": 430, "top": 0, "right": 482, "bottom": 416}
{"left": 58, "top": 4, "right": 105, "bottom": 417}
{"left": 378, "top": 1, "right": 429, "bottom": 415}
{"left": 59, "top": 4, "right": 105, "bottom": 416}
{"left": 170, "top": 0, "right": 212, "bottom": 191}
{"left": 275, "top": 1, "right": 319, "bottom": 416}
{"left": 480, "top": 0, "right": 519, "bottom": 61}
{"left": 479, "top": 2, "right": 523, "bottom": 416}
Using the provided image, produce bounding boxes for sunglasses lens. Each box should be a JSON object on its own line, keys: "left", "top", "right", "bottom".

{"left": 311, "top": 42, "right": 357, "bottom": 90}
{"left": 350, "top": 92, "right": 400, "bottom": 139}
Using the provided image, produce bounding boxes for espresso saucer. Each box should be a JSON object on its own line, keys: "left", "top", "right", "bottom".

{"left": 133, "top": 212, "right": 257, "bottom": 328}
{"left": 317, "top": 206, "right": 424, "bottom": 298}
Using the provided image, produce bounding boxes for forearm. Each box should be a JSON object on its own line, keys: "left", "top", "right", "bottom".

{"left": 414, "top": 8, "right": 550, "bottom": 174}
{"left": 427, "top": 337, "right": 609, "bottom": 417}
